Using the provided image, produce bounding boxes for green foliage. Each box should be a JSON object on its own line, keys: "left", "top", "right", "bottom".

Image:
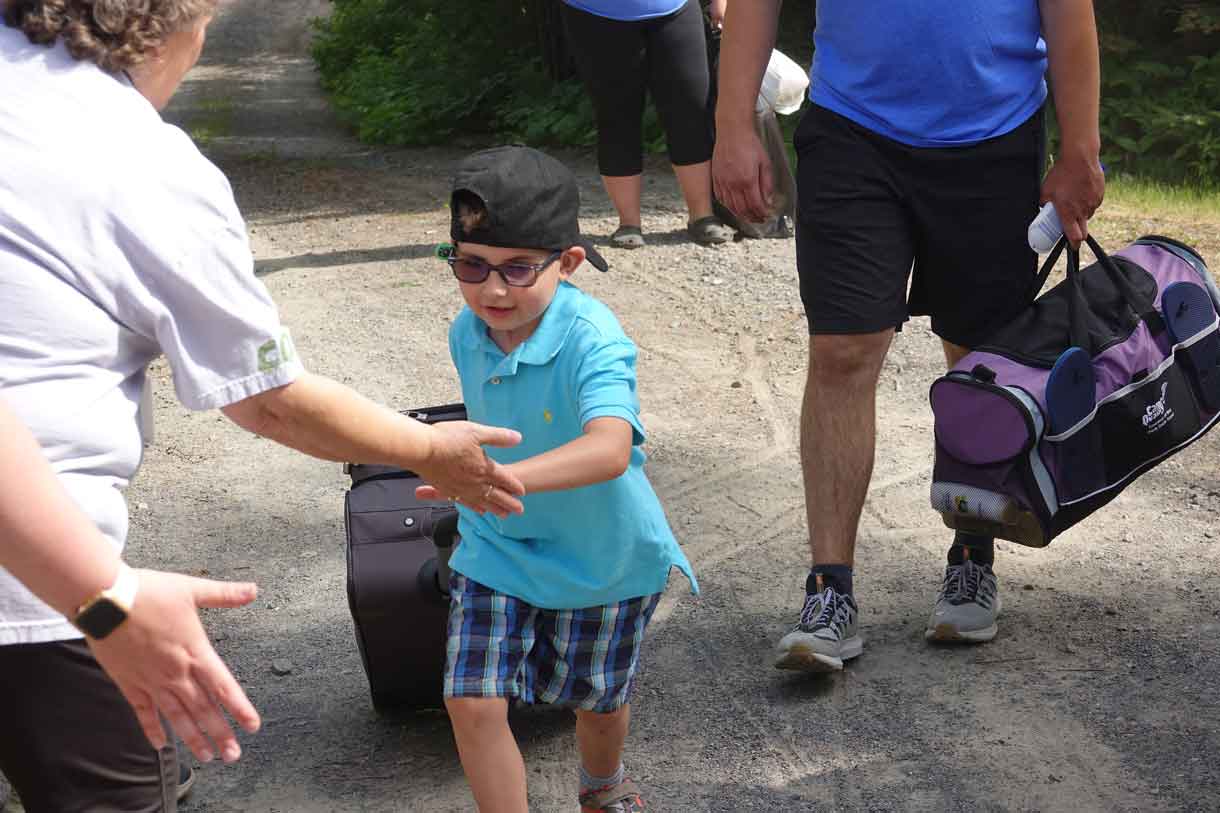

{"left": 1095, "top": 1, "right": 1220, "bottom": 187}
{"left": 312, "top": 0, "right": 1220, "bottom": 189}
{"left": 311, "top": 1, "right": 518, "bottom": 145}
{"left": 311, "top": 0, "right": 666, "bottom": 150}
{"left": 1106, "top": 173, "right": 1220, "bottom": 218}
{"left": 495, "top": 75, "right": 598, "bottom": 148}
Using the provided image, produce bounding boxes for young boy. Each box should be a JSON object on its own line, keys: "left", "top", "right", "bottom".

{"left": 422, "top": 145, "right": 697, "bottom": 812}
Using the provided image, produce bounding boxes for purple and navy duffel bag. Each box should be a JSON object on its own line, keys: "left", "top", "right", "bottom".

{"left": 930, "top": 235, "right": 1218, "bottom": 547}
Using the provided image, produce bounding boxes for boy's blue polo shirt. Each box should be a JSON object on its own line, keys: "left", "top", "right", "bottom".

{"left": 448, "top": 281, "right": 697, "bottom": 610}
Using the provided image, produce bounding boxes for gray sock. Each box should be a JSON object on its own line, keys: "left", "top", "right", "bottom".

{"left": 579, "top": 762, "right": 624, "bottom": 795}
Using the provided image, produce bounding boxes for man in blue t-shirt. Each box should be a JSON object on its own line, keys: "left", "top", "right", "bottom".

{"left": 712, "top": 2, "right": 1103, "bottom": 670}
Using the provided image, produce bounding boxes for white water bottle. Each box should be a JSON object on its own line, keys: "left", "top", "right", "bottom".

{"left": 1027, "top": 201, "right": 1064, "bottom": 254}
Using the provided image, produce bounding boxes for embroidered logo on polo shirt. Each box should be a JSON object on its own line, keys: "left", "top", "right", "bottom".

{"left": 543, "top": 409, "right": 553, "bottom": 424}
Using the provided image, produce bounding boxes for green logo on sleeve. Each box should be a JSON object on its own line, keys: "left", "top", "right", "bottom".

{"left": 257, "top": 330, "right": 296, "bottom": 371}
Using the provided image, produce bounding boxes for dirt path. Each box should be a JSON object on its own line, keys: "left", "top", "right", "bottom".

{"left": 73, "top": 3, "right": 1220, "bottom": 811}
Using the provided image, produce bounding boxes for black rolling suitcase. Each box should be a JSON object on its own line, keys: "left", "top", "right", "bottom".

{"left": 343, "top": 403, "right": 464, "bottom": 713}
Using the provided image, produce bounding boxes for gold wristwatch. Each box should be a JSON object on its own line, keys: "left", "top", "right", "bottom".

{"left": 72, "top": 561, "right": 138, "bottom": 639}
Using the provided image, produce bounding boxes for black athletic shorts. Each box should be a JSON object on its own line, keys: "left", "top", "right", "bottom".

{"left": 793, "top": 104, "right": 1046, "bottom": 347}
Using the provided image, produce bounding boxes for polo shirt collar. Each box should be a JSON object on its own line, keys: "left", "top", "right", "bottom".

{"left": 460, "top": 281, "right": 582, "bottom": 374}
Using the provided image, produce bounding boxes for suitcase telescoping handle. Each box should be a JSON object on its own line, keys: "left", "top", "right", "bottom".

{"left": 432, "top": 511, "right": 459, "bottom": 594}
{"left": 1029, "top": 235, "right": 1161, "bottom": 356}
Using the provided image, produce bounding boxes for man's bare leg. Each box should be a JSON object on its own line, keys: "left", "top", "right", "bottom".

{"left": 942, "top": 339, "right": 970, "bottom": 368}
{"left": 776, "top": 330, "right": 893, "bottom": 672}
{"left": 804, "top": 331, "right": 895, "bottom": 566}
{"left": 926, "top": 337, "right": 1000, "bottom": 644}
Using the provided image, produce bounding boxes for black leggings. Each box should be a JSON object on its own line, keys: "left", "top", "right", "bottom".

{"left": 561, "top": 0, "right": 713, "bottom": 176}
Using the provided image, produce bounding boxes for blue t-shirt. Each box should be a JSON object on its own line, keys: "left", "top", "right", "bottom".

{"left": 809, "top": 1, "right": 1048, "bottom": 146}
{"left": 562, "top": 0, "right": 685, "bottom": 22}
{"left": 448, "top": 281, "right": 697, "bottom": 609}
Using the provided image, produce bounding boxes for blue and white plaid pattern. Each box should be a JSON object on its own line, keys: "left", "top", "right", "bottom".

{"left": 444, "top": 573, "right": 661, "bottom": 712}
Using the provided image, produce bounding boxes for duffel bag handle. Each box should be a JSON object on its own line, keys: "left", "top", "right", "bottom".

{"left": 1032, "top": 234, "right": 1161, "bottom": 355}
{"left": 1064, "top": 247, "right": 1094, "bottom": 352}
{"left": 1080, "top": 235, "right": 1158, "bottom": 322}
{"left": 1028, "top": 234, "right": 1071, "bottom": 300}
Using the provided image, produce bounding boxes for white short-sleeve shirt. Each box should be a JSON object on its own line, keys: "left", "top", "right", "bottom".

{"left": 0, "top": 25, "right": 305, "bottom": 644}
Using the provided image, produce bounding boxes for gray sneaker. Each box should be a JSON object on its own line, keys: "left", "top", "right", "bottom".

{"left": 775, "top": 586, "right": 862, "bottom": 672}
{"left": 925, "top": 558, "right": 1001, "bottom": 643}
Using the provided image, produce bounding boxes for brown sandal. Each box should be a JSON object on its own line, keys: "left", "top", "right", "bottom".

{"left": 579, "top": 778, "right": 646, "bottom": 812}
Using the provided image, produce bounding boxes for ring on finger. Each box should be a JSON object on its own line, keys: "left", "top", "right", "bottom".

{"left": 483, "top": 483, "right": 493, "bottom": 499}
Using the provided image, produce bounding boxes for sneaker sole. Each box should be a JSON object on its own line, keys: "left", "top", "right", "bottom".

{"left": 924, "top": 622, "right": 998, "bottom": 643}
{"left": 774, "top": 637, "right": 863, "bottom": 672}
{"left": 177, "top": 762, "right": 197, "bottom": 803}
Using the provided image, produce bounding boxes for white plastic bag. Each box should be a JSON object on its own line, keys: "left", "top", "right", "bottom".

{"left": 756, "top": 48, "right": 809, "bottom": 115}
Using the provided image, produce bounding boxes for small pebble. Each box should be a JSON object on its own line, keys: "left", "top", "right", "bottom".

{"left": 271, "top": 660, "right": 294, "bottom": 676}
{"left": 730, "top": 381, "right": 742, "bottom": 389}
{"left": 1023, "top": 583, "right": 1035, "bottom": 591}
{"left": 1104, "top": 608, "right": 1118, "bottom": 616}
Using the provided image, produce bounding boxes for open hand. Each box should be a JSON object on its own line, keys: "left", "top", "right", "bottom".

{"left": 413, "top": 421, "right": 525, "bottom": 517}
{"left": 87, "top": 570, "right": 261, "bottom": 764}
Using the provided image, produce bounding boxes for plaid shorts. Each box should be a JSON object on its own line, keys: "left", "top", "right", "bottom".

{"left": 443, "top": 573, "right": 661, "bottom": 713}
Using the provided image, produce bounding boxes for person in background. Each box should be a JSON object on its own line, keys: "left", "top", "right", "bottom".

{"left": 0, "top": 2, "right": 525, "bottom": 809}
{"left": 713, "top": 0, "right": 1103, "bottom": 671}
{"left": 561, "top": 0, "right": 734, "bottom": 248}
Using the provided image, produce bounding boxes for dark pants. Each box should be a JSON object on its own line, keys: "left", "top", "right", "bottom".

{"left": 561, "top": 0, "right": 714, "bottom": 176}
{"left": 0, "top": 639, "right": 177, "bottom": 813}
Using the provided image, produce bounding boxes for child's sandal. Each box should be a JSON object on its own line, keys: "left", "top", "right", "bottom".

{"left": 579, "top": 779, "right": 646, "bottom": 812}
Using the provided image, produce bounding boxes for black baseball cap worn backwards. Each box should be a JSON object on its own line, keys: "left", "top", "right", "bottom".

{"left": 449, "top": 146, "right": 609, "bottom": 272}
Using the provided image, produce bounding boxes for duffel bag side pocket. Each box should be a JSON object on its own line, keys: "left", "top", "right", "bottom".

{"left": 1041, "top": 346, "right": 1108, "bottom": 505}
{"left": 929, "top": 373, "right": 1054, "bottom": 547}
{"left": 1048, "top": 360, "right": 1210, "bottom": 536}
{"left": 1096, "top": 361, "right": 1205, "bottom": 493}
{"left": 1162, "top": 281, "right": 1220, "bottom": 414}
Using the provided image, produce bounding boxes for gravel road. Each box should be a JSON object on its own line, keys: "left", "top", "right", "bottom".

{"left": 7, "top": 3, "right": 1219, "bottom": 812}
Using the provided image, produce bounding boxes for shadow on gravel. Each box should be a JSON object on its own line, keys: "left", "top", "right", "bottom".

{"left": 255, "top": 244, "right": 436, "bottom": 276}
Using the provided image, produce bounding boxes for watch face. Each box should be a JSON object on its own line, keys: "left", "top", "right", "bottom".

{"left": 76, "top": 599, "right": 129, "bottom": 639}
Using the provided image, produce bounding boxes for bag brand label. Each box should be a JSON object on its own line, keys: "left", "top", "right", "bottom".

{"left": 1142, "top": 381, "right": 1174, "bottom": 433}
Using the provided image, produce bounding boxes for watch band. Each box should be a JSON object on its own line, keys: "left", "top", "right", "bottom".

{"left": 107, "top": 561, "right": 139, "bottom": 609}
